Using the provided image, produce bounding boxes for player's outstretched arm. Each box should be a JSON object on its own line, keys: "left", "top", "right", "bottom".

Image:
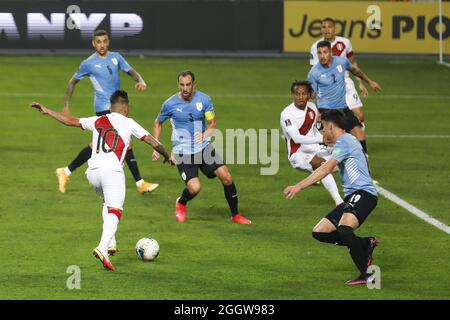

{"left": 152, "top": 120, "right": 163, "bottom": 161}
{"left": 31, "top": 102, "right": 80, "bottom": 127}
{"left": 127, "top": 68, "right": 147, "bottom": 91}
{"left": 63, "top": 77, "right": 80, "bottom": 114}
{"left": 142, "top": 134, "right": 175, "bottom": 165}
{"left": 348, "top": 57, "right": 369, "bottom": 98}
{"left": 349, "top": 65, "right": 382, "bottom": 92}
{"left": 284, "top": 159, "right": 337, "bottom": 199}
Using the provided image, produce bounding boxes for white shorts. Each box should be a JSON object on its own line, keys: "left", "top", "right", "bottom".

{"left": 86, "top": 167, "right": 126, "bottom": 210}
{"left": 345, "top": 78, "right": 363, "bottom": 110}
{"left": 289, "top": 144, "right": 332, "bottom": 172}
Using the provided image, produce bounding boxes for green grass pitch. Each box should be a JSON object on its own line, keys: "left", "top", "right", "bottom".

{"left": 0, "top": 56, "right": 449, "bottom": 299}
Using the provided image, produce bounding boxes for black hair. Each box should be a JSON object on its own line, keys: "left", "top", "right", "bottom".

{"left": 177, "top": 70, "right": 195, "bottom": 82}
{"left": 321, "top": 110, "right": 347, "bottom": 130}
{"left": 322, "top": 17, "right": 335, "bottom": 25}
{"left": 290, "top": 80, "right": 313, "bottom": 94}
{"left": 110, "top": 90, "right": 129, "bottom": 104}
{"left": 93, "top": 29, "right": 109, "bottom": 38}
{"left": 317, "top": 40, "right": 331, "bottom": 50}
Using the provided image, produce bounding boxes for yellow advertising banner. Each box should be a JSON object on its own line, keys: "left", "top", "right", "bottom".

{"left": 284, "top": 1, "right": 450, "bottom": 54}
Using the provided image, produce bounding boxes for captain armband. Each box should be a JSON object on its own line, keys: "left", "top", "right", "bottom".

{"left": 205, "top": 111, "right": 215, "bottom": 121}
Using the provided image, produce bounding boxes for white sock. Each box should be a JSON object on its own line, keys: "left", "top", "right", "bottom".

{"left": 64, "top": 167, "right": 72, "bottom": 176}
{"left": 135, "top": 179, "right": 144, "bottom": 187}
{"left": 321, "top": 174, "right": 343, "bottom": 206}
{"left": 98, "top": 210, "right": 119, "bottom": 253}
{"left": 109, "top": 235, "right": 117, "bottom": 248}
{"left": 102, "top": 205, "right": 108, "bottom": 221}
{"left": 101, "top": 206, "right": 116, "bottom": 248}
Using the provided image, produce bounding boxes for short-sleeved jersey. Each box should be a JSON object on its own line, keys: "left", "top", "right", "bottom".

{"left": 157, "top": 91, "right": 215, "bottom": 155}
{"left": 310, "top": 36, "right": 353, "bottom": 66}
{"left": 79, "top": 112, "right": 150, "bottom": 171}
{"left": 73, "top": 51, "right": 132, "bottom": 113}
{"left": 307, "top": 56, "right": 352, "bottom": 110}
{"left": 331, "top": 133, "right": 377, "bottom": 197}
{"left": 280, "top": 102, "right": 322, "bottom": 158}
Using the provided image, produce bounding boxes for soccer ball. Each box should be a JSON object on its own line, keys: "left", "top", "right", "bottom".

{"left": 135, "top": 237, "right": 160, "bottom": 261}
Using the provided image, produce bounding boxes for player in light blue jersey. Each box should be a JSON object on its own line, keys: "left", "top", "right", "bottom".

{"left": 284, "top": 110, "right": 379, "bottom": 286}
{"left": 308, "top": 55, "right": 351, "bottom": 110}
{"left": 72, "top": 50, "right": 131, "bottom": 114}
{"left": 152, "top": 71, "right": 252, "bottom": 225}
{"left": 307, "top": 40, "right": 381, "bottom": 156}
{"left": 56, "top": 29, "right": 159, "bottom": 199}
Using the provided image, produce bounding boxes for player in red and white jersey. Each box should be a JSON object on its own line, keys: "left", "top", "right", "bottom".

{"left": 30, "top": 90, "right": 175, "bottom": 271}
{"left": 280, "top": 80, "right": 343, "bottom": 206}
{"left": 310, "top": 18, "right": 372, "bottom": 155}
{"left": 81, "top": 106, "right": 150, "bottom": 172}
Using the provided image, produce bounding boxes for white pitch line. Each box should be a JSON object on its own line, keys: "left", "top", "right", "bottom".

{"left": 368, "top": 134, "right": 450, "bottom": 139}
{"left": 376, "top": 185, "right": 450, "bottom": 235}
{"left": 437, "top": 61, "right": 450, "bottom": 68}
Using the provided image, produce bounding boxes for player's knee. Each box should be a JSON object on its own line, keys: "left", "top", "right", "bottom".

{"left": 351, "top": 128, "right": 365, "bottom": 141}
{"left": 353, "top": 109, "right": 362, "bottom": 118}
{"left": 188, "top": 182, "right": 201, "bottom": 195}
{"left": 359, "top": 115, "right": 365, "bottom": 123}
{"left": 312, "top": 224, "right": 324, "bottom": 233}
{"left": 217, "top": 167, "right": 233, "bottom": 186}
{"left": 220, "top": 174, "right": 233, "bottom": 186}
{"left": 309, "top": 156, "right": 325, "bottom": 171}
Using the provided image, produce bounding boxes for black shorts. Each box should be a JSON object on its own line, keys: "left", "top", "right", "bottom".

{"left": 175, "top": 144, "right": 225, "bottom": 183}
{"left": 325, "top": 190, "right": 378, "bottom": 227}
{"left": 96, "top": 110, "right": 111, "bottom": 116}
{"left": 318, "top": 107, "right": 361, "bottom": 132}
